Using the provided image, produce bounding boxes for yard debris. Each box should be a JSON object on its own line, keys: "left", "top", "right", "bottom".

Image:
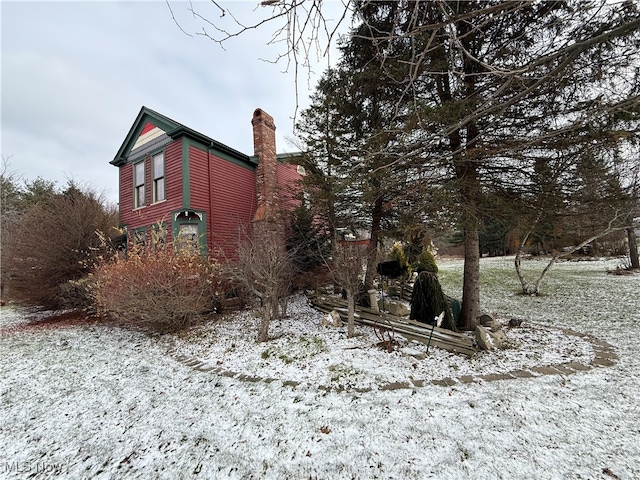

{"left": 475, "top": 314, "right": 509, "bottom": 351}
{"left": 378, "top": 299, "right": 410, "bottom": 316}
{"left": 311, "top": 295, "right": 476, "bottom": 357}
{"left": 321, "top": 310, "right": 342, "bottom": 328}
{"left": 508, "top": 318, "right": 523, "bottom": 327}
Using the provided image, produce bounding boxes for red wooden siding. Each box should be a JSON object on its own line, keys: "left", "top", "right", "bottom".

{"left": 140, "top": 122, "right": 155, "bottom": 135}
{"left": 119, "top": 139, "right": 183, "bottom": 245}
{"left": 119, "top": 163, "right": 133, "bottom": 216}
{"left": 277, "top": 163, "right": 302, "bottom": 212}
{"left": 209, "top": 152, "right": 257, "bottom": 259}
{"left": 187, "top": 144, "right": 257, "bottom": 258}
{"left": 117, "top": 137, "right": 300, "bottom": 256}
{"left": 188, "top": 146, "right": 210, "bottom": 212}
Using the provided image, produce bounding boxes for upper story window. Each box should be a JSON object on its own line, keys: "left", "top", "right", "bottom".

{"left": 152, "top": 152, "right": 165, "bottom": 203}
{"left": 134, "top": 161, "right": 145, "bottom": 209}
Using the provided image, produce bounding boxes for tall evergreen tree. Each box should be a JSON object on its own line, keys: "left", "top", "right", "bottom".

{"left": 219, "top": 0, "right": 640, "bottom": 328}
{"left": 346, "top": 0, "right": 640, "bottom": 328}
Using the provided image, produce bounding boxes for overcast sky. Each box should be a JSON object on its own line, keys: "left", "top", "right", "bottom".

{"left": 2, "top": 1, "right": 347, "bottom": 204}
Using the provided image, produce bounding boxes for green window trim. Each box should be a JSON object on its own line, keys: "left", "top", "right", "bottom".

{"left": 132, "top": 226, "right": 147, "bottom": 249}
{"left": 181, "top": 138, "right": 190, "bottom": 209}
{"left": 171, "top": 209, "right": 207, "bottom": 254}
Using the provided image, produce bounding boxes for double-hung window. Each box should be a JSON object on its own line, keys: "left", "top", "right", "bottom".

{"left": 152, "top": 152, "right": 165, "bottom": 203}
{"left": 134, "top": 161, "right": 145, "bottom": 208}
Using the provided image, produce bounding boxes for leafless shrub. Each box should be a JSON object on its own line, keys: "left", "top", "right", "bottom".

{"left": 233, "top": 226, "right": 297, "bottom": 342}
{"left": 327, "top": 242, "right": 368, "bottom": 337}
{"left": 2, "top": 183, "right": 117, "bottom": 309}
{"left": 91, "top": 239, "right": 225, "bottom": 333}
{"left": 373, "top": 320, "right": 399, "bottom": 353}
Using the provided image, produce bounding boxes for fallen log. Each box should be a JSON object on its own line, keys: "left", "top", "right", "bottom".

{"left": 311, "top": 295, "right": 476, "bottom": 357}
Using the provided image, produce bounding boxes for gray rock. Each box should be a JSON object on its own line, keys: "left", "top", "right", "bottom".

{"left": 509, "top": 318, "right": 523, "bottom": 327}
{"left": 475, "top": 325, "right": 505, "bottom": 350}
{"left": 478, "top": 314, "right": 499, "bottom": 331}
{"left": 400, "top": 347, "right": 426, "bottom": 360}
{"left": 378, "top": 299, "right": 410, "bottom": 317}
{"left": 321, "top": 310, "right": 343, "bottom": 327}
{"left": 492, "top": 329, "right": 506, "bottom": 344}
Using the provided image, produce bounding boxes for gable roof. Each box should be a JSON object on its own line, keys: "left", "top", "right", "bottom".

{"left": 110, "top": 106, "right": 254, "bottom": 167}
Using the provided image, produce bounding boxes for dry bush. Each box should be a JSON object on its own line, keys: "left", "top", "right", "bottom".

{"left": 2, "top": 184, "right": 117, "bottom": 308}
{"left": 234, "top": 227, "right": 297, "bottom": 342}
{"left": 91, "top": 245, "right": 224, "bottom": 332}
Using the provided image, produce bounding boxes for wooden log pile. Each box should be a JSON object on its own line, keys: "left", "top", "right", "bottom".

{"left": 310, "top": 295, "right": 476, "bottom": 357}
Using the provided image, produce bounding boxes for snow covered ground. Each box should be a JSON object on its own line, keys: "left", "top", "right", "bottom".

{"left": 1, "top": 256, "right": 638, "bottom": 479}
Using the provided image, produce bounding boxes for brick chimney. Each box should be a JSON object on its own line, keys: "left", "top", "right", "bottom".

{"left": 252, "top": 108, "right": 278, "bottom": 223}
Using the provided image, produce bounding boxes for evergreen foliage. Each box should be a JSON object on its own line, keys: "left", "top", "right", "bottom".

{"left": 295, "top": 0, "right": 640, "bottom": 329}
{"left": 413, "top": 250, "right": 439, "bottom": 275}
{"left": 410, "top": 271, "right": 456, "bottom": 331}
{"left": 388, "top": 242, "right": 411, "bottom": 277}
{"left": 286, "top": 195, "right": 331, "bottom": 275}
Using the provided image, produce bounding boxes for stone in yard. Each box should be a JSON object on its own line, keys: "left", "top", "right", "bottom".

{"left": 492, "top": 329, "right": 506, "bottom": 344}
{"left": 321, "top": 310, "right": 342, "bottom": 327}
{"left": 400, "top": 347, "right": 426, "bottom": 360}
{"left": 378, "top": 299, "right": 410, "bottom": 317}
{"left": 475, "top": 325, "right": 506, "bottom": 350}
{"left": 478, "top": 314, "right": 499, "bottom": 331}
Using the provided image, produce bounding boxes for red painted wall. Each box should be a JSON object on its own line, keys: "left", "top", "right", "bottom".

{"left": 118, "top": 139, "right": 300, "bottom": 256}
{"left": 208, "top": 150, "right": 257, "bottom": 259}
{"left": 277, "top": 163, "right": 303, "bottom": 212}
{"left": 188, "top": 146, "right": 210, "bottom": 212}
{"left": 140, "top": 122, "right": 155, "bottom": 136}
{"left": 188, "top": 144, "right": 257, "bottom": 258}
{"left": 119, "top": 140, "right": 183, "bottom": 244}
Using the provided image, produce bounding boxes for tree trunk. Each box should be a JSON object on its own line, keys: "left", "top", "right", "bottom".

{"left": 516, "top": 222, "right": 626, "bottom": 296}
{"left": 346, "top": 290, "right": 355, "bottom": 337}
{"left": 627, "top": 225, "right": 639, "bottom": 269}
{"left": 460, "top": 227, "right": 480, "bottom": 330}
{"left": 456, "top": 16, "right": 482, "bottom": 331}
{"left": 258, "top": 300, "right": 273, "bottom": 342}
{"left": 515, "top": 230, "right": 539, "bottom": 294}
{"left": 364, "top": 194, "right": 383, "bottom": 289}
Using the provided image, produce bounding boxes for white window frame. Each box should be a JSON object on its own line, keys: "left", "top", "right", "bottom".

{"left": 152, "top": 152, "right": 165, "bottom": 203}
{"left": 134, "top": 161, "right": 145, "bottom": 209}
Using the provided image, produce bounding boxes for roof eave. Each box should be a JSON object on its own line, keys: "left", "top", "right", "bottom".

{"left": 168, "top": 127, "right": 254, "bottom": 166}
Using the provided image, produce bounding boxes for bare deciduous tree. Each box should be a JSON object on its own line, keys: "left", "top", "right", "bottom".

{"left": 327, "top": 241, "right": 368, "bottom": 337}
{"left": 514, "top": 210, "right": 634, "bottom": 295}
{"left": 234, "top": 227, "right": 296, "bottom": 342}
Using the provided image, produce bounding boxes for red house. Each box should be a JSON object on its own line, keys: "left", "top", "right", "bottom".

{"left": 111, "top": 107, "right": 302, "bottom": 257}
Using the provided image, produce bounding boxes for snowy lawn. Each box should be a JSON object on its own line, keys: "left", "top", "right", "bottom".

{"left": 1, "top": 256, "right": 639, "bottom": 479}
